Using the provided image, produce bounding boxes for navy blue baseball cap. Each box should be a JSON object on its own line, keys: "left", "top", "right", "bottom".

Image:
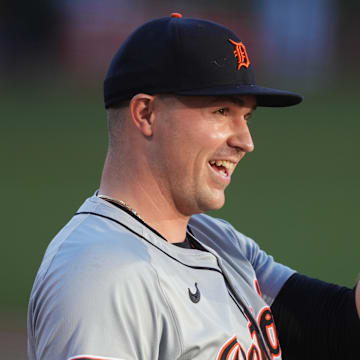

{"left": 104, "top": 13, "right": 303, "bottom": 108}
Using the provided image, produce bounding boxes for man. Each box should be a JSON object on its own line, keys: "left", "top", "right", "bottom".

{"left": 28, "top": 13, "right": 360, "bottom": 360}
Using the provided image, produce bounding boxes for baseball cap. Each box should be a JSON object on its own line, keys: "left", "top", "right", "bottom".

{"left": 104, "top": 13, "right": 303, "bottom": 108}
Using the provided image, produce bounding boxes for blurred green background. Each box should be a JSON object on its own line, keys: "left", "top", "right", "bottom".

{"left": 1, "top": 0, "right": 359, "bottom": 358}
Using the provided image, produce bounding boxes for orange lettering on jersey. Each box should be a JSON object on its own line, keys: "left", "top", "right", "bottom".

{"left": 217, "top": 307, "right": 280, "bottom": 360}
{"left": 248, "top": 306, "right": 281, "bottom": 359}
{"left": 228, "top": 39, "right": 250, "bottom": 70}
{"left": 257, "top": 307, "right": 281, "bottom": 358}
{"left": 247, "top": 344, "right": 261, "bottom": 360}
{"left": 254, "top": 279, "right": 262, "bottom": 297}
{"left": 217, "top": 335, "right": 246, "bottom": 360}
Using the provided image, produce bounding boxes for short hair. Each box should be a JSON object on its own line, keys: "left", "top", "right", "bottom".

{"left": 106, "top": 100, "right": 130, "bottom": 148}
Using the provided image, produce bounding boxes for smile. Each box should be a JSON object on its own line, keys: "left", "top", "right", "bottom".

{"left": 209, "top": 160, "right": 236, "bottom": 178}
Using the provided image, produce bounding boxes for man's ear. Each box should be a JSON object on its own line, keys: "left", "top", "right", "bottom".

{"left": 129, "top": 94, "right": 155, "bottom": 137}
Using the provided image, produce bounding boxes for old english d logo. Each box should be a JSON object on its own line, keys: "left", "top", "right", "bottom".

{"left": 228, "top": 39, "right": 250, "bottom": 70}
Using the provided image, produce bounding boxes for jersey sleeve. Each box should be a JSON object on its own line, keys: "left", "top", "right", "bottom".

{"left": 28, "top": 230, "right": 178, "bottom": 360}
{"left": 217, "top": 219, "right": 296, "bottom": 305}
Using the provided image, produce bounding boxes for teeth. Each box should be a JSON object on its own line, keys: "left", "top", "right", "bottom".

{"left": 209, "top": 160, "right": 235, "bottom": 171}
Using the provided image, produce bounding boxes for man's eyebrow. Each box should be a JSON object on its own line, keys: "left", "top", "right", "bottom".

{"left": 206, "top": 96, "right": 257, "bottom": 110}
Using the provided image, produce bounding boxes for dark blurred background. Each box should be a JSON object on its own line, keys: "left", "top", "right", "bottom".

{"left": 1, "top": 1, "right": 359, "bottom": 358}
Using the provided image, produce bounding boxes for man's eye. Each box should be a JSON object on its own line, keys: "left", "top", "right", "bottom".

{"left": 216, "top": 108, "right": 229, "bottom": 115}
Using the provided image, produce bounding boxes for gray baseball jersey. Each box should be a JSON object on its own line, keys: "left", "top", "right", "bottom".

{"left": 27, "top": 193, "right": 295, "bottom": 360}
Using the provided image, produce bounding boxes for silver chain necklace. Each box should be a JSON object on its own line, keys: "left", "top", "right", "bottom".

{"left": 97, "top": 194, "right": 144, "bottom": 221}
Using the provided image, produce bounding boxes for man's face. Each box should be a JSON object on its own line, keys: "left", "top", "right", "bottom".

{"left": 149, "top": 95, "right": 256, "bottom": 216}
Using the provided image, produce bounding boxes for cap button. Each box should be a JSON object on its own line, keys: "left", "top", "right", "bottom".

{"left": 170, "top": 12, "right": 183, "bottom": 18}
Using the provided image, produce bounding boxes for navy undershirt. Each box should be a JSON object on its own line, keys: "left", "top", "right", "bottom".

{"left": 173, "top": 235, "right": 192, "bottom": 249}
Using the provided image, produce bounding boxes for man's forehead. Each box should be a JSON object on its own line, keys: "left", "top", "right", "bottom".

{"left": 205, "top": 95, "right": 257, "bottom": 110}
{"left": 160, "top": 94, "right": 257, "bottom": 110}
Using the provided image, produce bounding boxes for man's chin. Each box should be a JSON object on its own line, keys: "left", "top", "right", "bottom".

{"left": 179, "top": 190, "right": 226, "bottom": 216}
{"left": 198, "top": 194, "right": 226, "bottom": 213}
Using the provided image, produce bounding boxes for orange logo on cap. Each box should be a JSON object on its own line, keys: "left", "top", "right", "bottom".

{"left": 228, "top": 39, "right": 250, "bottom": 70}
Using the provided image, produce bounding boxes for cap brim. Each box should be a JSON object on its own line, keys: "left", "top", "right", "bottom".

{"left": 176, "top": 84, "right": 303, "bottom": 107}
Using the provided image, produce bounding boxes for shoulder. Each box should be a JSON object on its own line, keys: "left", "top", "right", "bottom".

{"left": 189, "top": 213, "right": 295, "bottom": 305}
{"left": 28, "top": 208, "right": 173, "bottom": 360}
{"left": 30, "top": 210, "right": 157, "bottom": 312}
{"left": 44, "top": 212, "right": 150, "bottom": 273}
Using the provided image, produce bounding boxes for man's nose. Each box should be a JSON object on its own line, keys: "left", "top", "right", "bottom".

{"left": 227, "top": 119, "right": 254, "bottom": 153}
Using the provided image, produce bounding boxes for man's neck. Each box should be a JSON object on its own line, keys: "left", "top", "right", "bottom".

{"left": 99, "top": 182, "right": 190, "bottom": 244}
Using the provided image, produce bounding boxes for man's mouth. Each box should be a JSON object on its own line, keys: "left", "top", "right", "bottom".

{"left": 209, "top": 160, "right": 236, "bottom": 177}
